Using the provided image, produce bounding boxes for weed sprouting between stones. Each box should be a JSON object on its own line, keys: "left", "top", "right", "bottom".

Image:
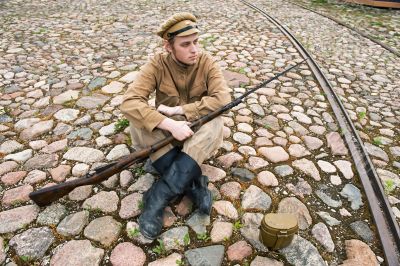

{"left": 114, "top": 118, "right": 129, "bottom": 133}
{"left": 183, "top": 233, "right": 190, "bottom": 246}
{"left": 138, "top": 200, "right": 144, "bottom": 210}
{"left": 176, "top": 259, "right": 185, "bottom": 266}
{"left": 357, "top": 111, "right": 367, "bottom": 120}
{"left": 128, "top": 227, "right": 140, "bottom": 238}
{"left": 152, "top": 239, "right": 166, "bottom": 255}
{"left": 196, "top": 232, "right": 210, "bottom": 241}
{"left": 131, "top": 165, "right": 145, "bottom": 177}
{"left": 233, "top": 220, "right": 243, "bottom": 231}
{"left": 373, "top": 137, "right": 383, "bottom": 146}
{"left": 384, "top": 179, "right": 395, "bottom": 195}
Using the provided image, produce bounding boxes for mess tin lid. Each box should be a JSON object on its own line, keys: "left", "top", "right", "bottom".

{"left": 262, "top": 213, "right": 298, "bottom": 231}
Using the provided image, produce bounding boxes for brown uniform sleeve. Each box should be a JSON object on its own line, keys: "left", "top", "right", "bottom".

{"left": 120, "top": 57, "right": 167, "bottom": 132}
{"left": 182, "top": 56, "right": 231, "bottom": 121}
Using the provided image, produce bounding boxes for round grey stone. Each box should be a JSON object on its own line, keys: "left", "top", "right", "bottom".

{"left": 340, "top": 184, "right": 363, "bottom": 210}
{"left": 280, "top": 235, "right": 325, "bottom": 266}
{"left": 84, "top": 216, "right": 121, "bottom": 247}
{"left": 37, "top": 203, "right": 67, "bottom": 225}
{"left": 57, "top": 210, "right": 89, "bottom": 237}
{"left": 83, "top": 191, "right": 119, "bottom": 213}
{"left": 76, "top": 94, "right": 109, "bottom": 109}
{"left": 311, "top": 223, "right": 335, "bottom": 252}
{"left": 63, "top": 147, "right": 104, "bottom": 163}
{"left": 160, "top": 226, "right": 189, "bottom": 251}
{"left": 54, "top": 109, "right": 80, "bottom": 122}
{"left": 67, "top": 128, "right": 93, "bottom": 140}
{"left": 242, "top": 185, "right": 271, "bottom": 211}
{"left": 315, "top": 188, "right": 342, "bottom": 208}
{"left": 350, "top": 221, "right": 374, "bottom": 243}
{"left": 88, "top": 77, "right": 107, "bottom": 91}
{"left": 274, "top": 165, "right": 294, "bottom": 177}
{"left": 231, "top": 167, "right": 255, "bottom": 181}
{"left": 185, "top": 245, "right": 224, "bottom": 266}
{"left": 9, "top": 227, "right": 55, "bottom": 259}
{"left": 233, "top": 132, "right": 252, "bottom": 144}
{"left": 187, "top": 211, "right": 210, "bottom": 234}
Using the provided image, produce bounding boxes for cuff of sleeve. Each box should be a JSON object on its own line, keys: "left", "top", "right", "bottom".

{"left": 182, "top": 103, "right": 200, "bottom": 121}
{"left": 145, "top": 112, "right": 167, "bottom": 132}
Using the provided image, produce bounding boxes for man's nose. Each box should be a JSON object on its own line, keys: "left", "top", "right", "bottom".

{"left": 190, "top": 43, "right": 198, "bottom": 53}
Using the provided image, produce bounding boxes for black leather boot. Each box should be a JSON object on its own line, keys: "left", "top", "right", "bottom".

{"left": 186, "top": 175, "right": 212, "bottom": 215}
{"left": 141, "top": 147, "right": 180, "bottom": 207}
{"left": 151, "top": 147, "right": 180, "bottom": 174}
{"left": 139, "top": 151, "right": 201, "bottom": 240}
{"left": 152, "top": 148, "right": 212, "bottom": 215}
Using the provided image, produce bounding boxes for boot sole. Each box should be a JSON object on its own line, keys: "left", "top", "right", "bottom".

{"left": 139, "top": 227, "right": 157, "bottom": 240}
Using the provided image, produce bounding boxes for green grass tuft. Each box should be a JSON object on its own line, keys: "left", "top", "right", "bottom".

{"left": 114, "top": 118, "right": 129, "bottom": 133}
{"left": 357, "top": 111, "right": 366, "bottom": 120}
{"left": 384, "top": 179, "right": 395, "bottom": 194}
{"left": 373, "top": 137, "right": 383, "bottom": 146}
{"left": 184, "top": 233, "right": 190, "bottom": 246}
{"left": 196, "top": 232, "right": 210, "bottom": 241}
{"left": 233, "top": 220, "right": 243, "bottom": 231}
{"left": 128, "top": 227, "right": 140, "bottom": 238}
{"left": 152, "top": 239, "right": 166, "bottom": 255}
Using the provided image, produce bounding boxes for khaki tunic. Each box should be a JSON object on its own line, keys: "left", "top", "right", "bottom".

{"left": 120, "top": 52, "right": 231, "bottom": 163}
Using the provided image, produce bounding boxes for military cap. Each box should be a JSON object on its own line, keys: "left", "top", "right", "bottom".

{"left": 157, "top": 12, "right": 200, "bottom": 40}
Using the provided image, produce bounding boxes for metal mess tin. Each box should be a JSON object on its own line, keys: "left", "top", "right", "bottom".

{"left": 259, "top": 213, "right": 298, "bottom": 250}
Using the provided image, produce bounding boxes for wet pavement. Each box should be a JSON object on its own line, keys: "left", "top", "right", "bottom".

{"left": 0, "top": 0, "right": 399, "bottom": 265}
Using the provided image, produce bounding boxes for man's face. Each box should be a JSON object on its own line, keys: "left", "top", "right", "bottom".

{"left": 166, "top": 33, "right": 199, "bottom": 65}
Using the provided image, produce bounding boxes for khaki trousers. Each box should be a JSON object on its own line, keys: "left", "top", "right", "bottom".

{"left": 129, "top": 116, "right": 224, "bottom": 165}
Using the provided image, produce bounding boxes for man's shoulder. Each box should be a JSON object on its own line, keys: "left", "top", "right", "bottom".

{"left": 198, "top": 52, "right": 217, "bottom": 69}
{"left": 140, "top": 53, "right": 169, "bottom": 75}
{"left": 199, "top": 52, "right": 214, "bottom": 62}
{"left": 148, "top": 53, "right": 167, "bottom": 65}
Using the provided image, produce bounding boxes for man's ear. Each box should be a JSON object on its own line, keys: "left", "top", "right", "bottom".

{"left": 163, "top": 40, "right": 172, "bottom": 53}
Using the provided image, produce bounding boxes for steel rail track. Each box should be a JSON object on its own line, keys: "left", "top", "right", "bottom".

{"left": 288, "top": 1, "right": 400, "bottom": 57}
{"left": 239, "top": 1, "right": 400, "bottom": 265}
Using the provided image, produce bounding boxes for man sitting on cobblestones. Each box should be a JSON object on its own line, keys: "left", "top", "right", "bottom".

{"left": 120, "top": 12, "right": 231, "bottom": 239}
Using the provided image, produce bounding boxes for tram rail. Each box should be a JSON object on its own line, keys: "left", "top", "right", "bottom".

{"left": 288, "top": 1, "right": 400, "bottom": 57}
{"left": 239, "top": 1, "right": 400, "bottom": 265}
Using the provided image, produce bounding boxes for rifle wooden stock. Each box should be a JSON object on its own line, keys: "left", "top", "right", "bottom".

{"left": 29, "top": 58, "right": 307, "bottom": 207}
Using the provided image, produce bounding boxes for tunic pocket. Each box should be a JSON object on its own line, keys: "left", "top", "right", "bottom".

{"left": 189, "top": 82, "right": 207, "bottom": 101}
{"left": 159, "top": 84, "right": 179, "bottom": 97}
{"left": 157, "top": 84, "right": 179, "bottom": 107}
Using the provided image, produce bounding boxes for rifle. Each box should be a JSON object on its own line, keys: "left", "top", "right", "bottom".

{"left": 29, "top": 58, "right": 308, "bottom": 206}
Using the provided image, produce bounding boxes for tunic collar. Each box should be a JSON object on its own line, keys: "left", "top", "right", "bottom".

{"left": 167, "top": 53, "right": 198, "bottom": 72}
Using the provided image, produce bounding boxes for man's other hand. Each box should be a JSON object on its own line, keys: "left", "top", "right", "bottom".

{"left": 157, "top": 118, "right": 193, "bottom": 141}
{"left": 157, "top": 104, "right": 183, "bottom": 117}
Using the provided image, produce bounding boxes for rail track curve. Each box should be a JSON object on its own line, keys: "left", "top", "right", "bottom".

{"left": 240, "top": 1, "right": 400, "bottom": 265}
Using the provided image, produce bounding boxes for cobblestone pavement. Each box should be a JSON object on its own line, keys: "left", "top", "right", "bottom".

{"left": 291, "top": 0, "right": 400, "bottom": 52}
{"left": 0, "top": 0, "right": 397, "bottom": 265}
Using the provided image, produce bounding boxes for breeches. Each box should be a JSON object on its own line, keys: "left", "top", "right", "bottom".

{"left": 129, "top": 116, "right": 224, "bottom": 165}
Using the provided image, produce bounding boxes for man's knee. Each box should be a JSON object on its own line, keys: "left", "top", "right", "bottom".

{"left": 128, "top": 124, "right": 174, "bottom": 161}
{"left": 202, "top": 116, "right": 224, "bottom": 141}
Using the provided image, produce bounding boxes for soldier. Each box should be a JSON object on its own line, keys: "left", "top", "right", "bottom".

{"left": 120, "top": 12, "right": 231, "bottom": 239}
